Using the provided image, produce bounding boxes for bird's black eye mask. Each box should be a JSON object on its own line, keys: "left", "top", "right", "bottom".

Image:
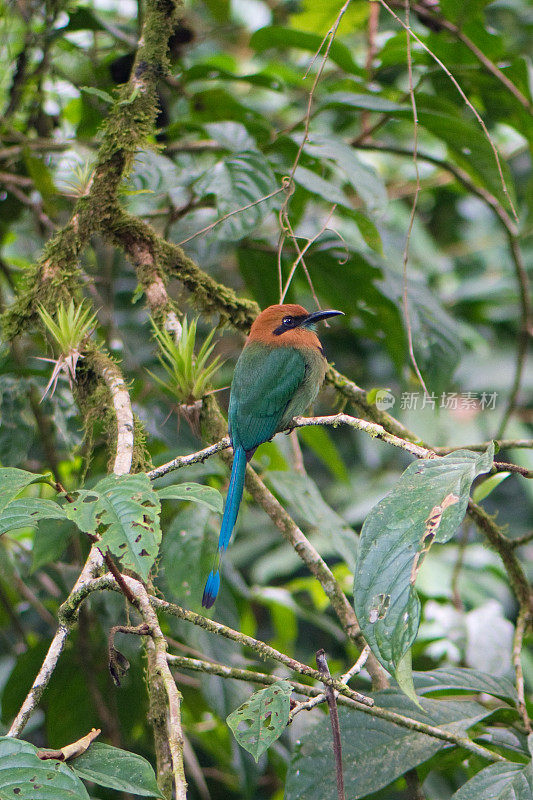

{"left": 273, "top": 314, "right": 309, "bottom": 336}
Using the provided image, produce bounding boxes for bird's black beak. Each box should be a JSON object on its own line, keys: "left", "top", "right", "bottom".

{"left": 303, "top": 309, "right": 344, "bottom": 326}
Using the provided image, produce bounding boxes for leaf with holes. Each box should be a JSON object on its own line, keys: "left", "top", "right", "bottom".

{"left": 194, "top": 150, "right": 278, "bottom": 240}
{"left": 63, "top": 473, "right": 161, "bottom": 580}
{"left": 0, "top": 736, "right": 89, "bottom": 799}
{"left": 226, "top": 680, "right": 293, "bottom": 761}
{"left": 156, "top": 483, "right": 223, "bottom": 514}
{"left": 353, "top": 446, "right": 493, "bottom": 700}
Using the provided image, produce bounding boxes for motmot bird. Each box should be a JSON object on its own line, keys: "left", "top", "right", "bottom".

{"left": 202, "top": 303, "right": 343, "bottom": 609}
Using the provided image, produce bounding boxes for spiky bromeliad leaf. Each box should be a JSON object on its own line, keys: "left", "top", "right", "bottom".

{"left": 353, "top": 446, "right": 494, "bottom": 701}
{"left": 63, "top": 473, "right": 161, "bottom": 580}
{"left": 38, "top": 299, "right": 97, "bottom": 354}
{"left": 150, "top": 317, "right": 223, "bottom": 403}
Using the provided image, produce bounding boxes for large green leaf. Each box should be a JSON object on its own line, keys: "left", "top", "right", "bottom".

{"left": 415, "top": 96, "right": 517, "bottom": 211}
{"left": 63, "top": 474, "right": 161, "bottom": 580}
{"left": 353, "top": 447, "right": 494, "bottom": 695}
{"left": 0, "top": 497, "right": 66, "bottom": 536}
{"left": 250, "top": 26, "right": 362, "bottom": 75}
{"left": 267, "top": 471, "right": 358, "bottom": 571}
{"left": 0, "top": 736, "right": 89, "bottom": 800}
{"left": 317, "top": 90, "right": 516, "bottom": 210}
{"left": 160, "top": 505, "right": 215, "bottom": 608}
{"left": 226, "top": 680, "right": 293, "bottom": 762}
{"left": 0, "top": 468, "right": 64, "bottom": 536}
{"left": 156, "top": 482, "right": 223, "bottom": 514}
{"left": 0, "top": 468, "right": 47, "bottom": 511}
{"left": 452, "top": 760, "right": 533, "bottom": 799}
{"left": 318, "top": 90, "right": 410, "bottom": 114}
{"left": 305, "top": 135, "right": 388, "bottom": 215}
{"left": 285, "top": 690, "right": 493, "bottom": 800}
{"left": 413, "top": 666, "right": 518, "bottom": 702}
{"left": 378, "top": 269, "right": 465, "bottom": 395}
{"left": 194, "top": 150, "right": 277, "bottom": 240}
{"left": 70, "top": 743, "right": 163, "bottom": 798}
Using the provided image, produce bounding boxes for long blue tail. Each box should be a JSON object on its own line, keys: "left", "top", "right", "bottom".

{"left": 202, "top": 446, "right": 247, "bottom": 609}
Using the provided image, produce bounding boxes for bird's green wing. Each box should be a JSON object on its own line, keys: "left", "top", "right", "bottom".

{"left": 229, "top": 344, "right": 306, "bottom": 453}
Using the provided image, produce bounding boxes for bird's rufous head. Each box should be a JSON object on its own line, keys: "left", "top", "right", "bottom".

{"left": 247, "top": 304, "right": 343, "bottom": 351}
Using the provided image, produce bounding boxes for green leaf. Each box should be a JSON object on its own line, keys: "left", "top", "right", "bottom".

{"left": 305, "top": 136, "right": 388, "bottom": 215}
{"left": 194, "top": 150, "right": 277, "bottom": 240}
{"left": 294, "top": 165, "right": 349, "bottom": 208}
{"left": 352, "top": 211, "right": 383, "bottom": 253}
{"left": 250, "top": 26, "right": 362, "bottom": 75}
{"left": 80, "top": 86, "right": 114, "bottom": 104}
{"left": 226, "top": 680, "right": 293, "bottom": 762}
{"left": 267, "top": 471, "right": 358, "bottom": 571}
{"left": 160, "top": 505, "right": 214, "bottom": 607}
{"left": 378, "top": 269, "right": 465, "bottom": 395}
{"left": 353, "top": 446, "right": 494, "bottom": 691}
{"left": 318, "top": 91, "right": 410, "bottom": 114}
{"left": 23, "top": 152, "right": 57, "bottom": 200}
{"left": 71, "top": 743, "right": 164, "bottom": 798}
{"left": 415, "top": 96, "right": 517, "bottom": 210}
{"left": 0, "top": 468, "right": 62, "bottom": 537}
{"left": 395, "top": 649, "right": 420, "bottom": 708}
{"left": 472, "top": 472, "right": 510, "bottom": 503}
{"left": 32, "top": 519, "right": 74, "bottom": 572}
{"left": 64, "top": 474, "right": 161, "bottom": 580}
{"left": 0, "top": 736, "right": 89, "bottom": 800}
{"left": 0, "top": 497, "right": 66, "bottom": 536}
{"left": 413, "top": 666, "right": 518, "bottom": 702}
{"left": 157, "top": 482, "right": 223, "bottom": 513}
{"left": 285, "top": 690, "right": 493, "bottom": 800}
{"left": 297, "top": 425, "right": 348, "bottom": 482}
{"left": 0, "top": 468, "right": 48, "bottom": 511}
{"left": 452, "top": 759, "right": 533, "bottom": 799}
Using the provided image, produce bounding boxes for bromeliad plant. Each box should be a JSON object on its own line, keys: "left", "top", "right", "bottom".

{"left": 149, "top": 316, "right": 224, "bottom": 406}
{"left": 37, "top": 300, "right": 98, "bottom": 400}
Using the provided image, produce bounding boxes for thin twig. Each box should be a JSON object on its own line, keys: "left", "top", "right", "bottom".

{"left": 280, "top": 205, "right": 337, "bottom": 303}
{"left": 277, "top": 0, "right": 351, "bottom": 300}
{"left": 401, "top": 0, "right": 429, "bottom": 396}
{"left": 317, "top": 649, "right": 345, "bottom": 800}
{"left": 147, "top": 436, "right": 231, "bottom": 480}
{"left": 510, "top": 531, "right": 533, "bottom": 549}
{"left": 176, "top": 184, "right": 287, "bottom": 247}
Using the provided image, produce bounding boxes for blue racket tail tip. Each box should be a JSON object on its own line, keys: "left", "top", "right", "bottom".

{"left": 202, "top": 570, "right": 220, "bottom": 609}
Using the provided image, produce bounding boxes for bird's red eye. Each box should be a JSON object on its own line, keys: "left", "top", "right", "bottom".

{"left": 282, "top": 316, "right": 293, "bottom": 326}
